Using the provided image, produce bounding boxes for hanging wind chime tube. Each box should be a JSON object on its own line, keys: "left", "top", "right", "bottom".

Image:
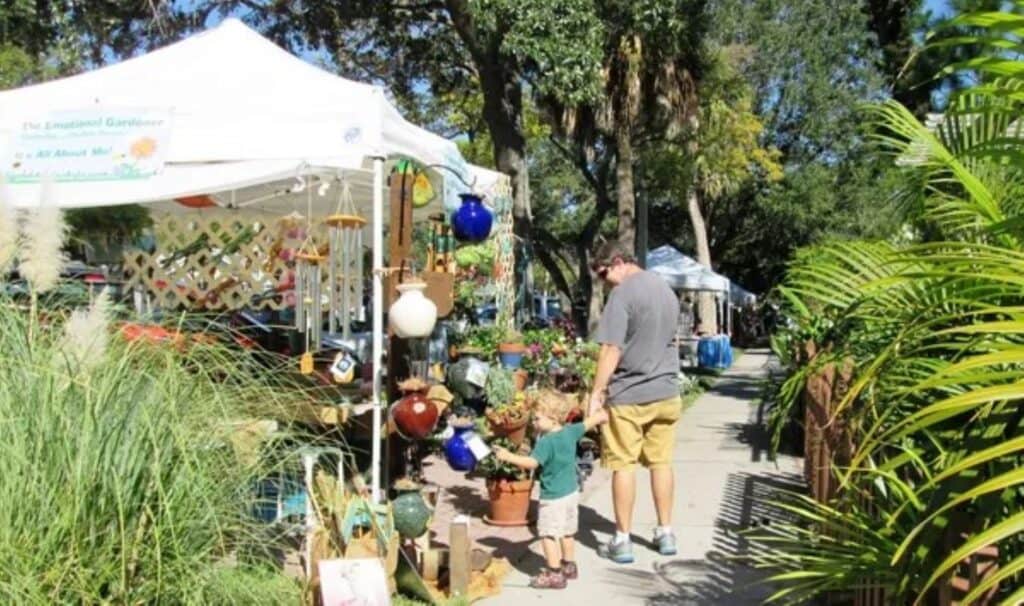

{"left": 325, "top": 179, "right": 367, "bottom": 339}
{"left": 293, "top": 176, "right": 325, "bottom": 374}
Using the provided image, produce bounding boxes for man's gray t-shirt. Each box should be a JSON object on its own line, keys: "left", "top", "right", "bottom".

{"left": 594, "top": 270, "right": 679, "bottom": 405}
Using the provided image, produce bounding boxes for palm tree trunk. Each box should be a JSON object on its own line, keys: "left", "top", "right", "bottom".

{"left": 687, "top": 188, "right": 718, "bottom": 334}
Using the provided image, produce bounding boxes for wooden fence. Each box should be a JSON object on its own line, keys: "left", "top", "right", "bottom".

{"left": 800, "top": 342, "right": 1000, "bottom": 605}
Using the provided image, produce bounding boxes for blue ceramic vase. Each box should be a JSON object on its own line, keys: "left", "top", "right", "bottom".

{"left": 451, "top": 193, "right": 493, "bottom": 243}
{"left": 444, "top": 424, "right": 478, "bottom": 471}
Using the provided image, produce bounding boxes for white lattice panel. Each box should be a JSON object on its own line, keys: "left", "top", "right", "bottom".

{"left": 123, "top": 210, "right": 339, "bottom": 311}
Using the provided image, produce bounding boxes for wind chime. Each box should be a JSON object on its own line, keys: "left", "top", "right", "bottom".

{"left": 325, "top": 179, "right": 367, "bottom": 339}
{"left": 293, "top": 177, "right": 324, "bottom": 374}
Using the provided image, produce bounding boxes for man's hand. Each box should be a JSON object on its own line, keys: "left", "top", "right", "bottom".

{"left": 584, "top": 405, "right": 609, "bottom": 430}
{"left": 588, "top": 391, "right": 605, "bottom": 417}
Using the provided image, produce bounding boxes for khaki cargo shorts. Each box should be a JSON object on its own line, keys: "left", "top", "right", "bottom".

{"left": 537, "top": 491, "right": 579, "bottom": 538}
{"left": 601, "top": 396, "right": 682, "bottom": 471}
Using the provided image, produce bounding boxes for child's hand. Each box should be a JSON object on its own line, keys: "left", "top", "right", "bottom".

{"left": 492, "top": 446, "right": 510, "bottom": 461}
{"left": 584, "top": 406, "right": 609, "bottom": 430}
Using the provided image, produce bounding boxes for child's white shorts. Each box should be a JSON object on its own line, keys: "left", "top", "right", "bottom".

{"left": 537, "top": 490, "right": 579, "bottom": 538}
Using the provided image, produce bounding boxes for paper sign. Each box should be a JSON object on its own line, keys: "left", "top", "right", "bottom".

{"left": 466, "top": 359, "right": 489, "bottom": 388}
{"left": 463, "top": 432, "right": 491, "bottom": 460}
{"left": 4, "top": 108, "right": 172, "bottom": 183}
{"left": 318, "top": 558, "right": 391, "bottom": 606}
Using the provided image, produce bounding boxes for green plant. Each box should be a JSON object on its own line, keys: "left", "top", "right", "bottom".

{"left": 462, "top": 325, "right": 505, "bottom": 358}
{"left": 747, "top": 8, "right": 1024, "bottom": 602}
{"left": 484, "top": 365, "right": 516, "bottom": 407}
{"left": 0, "top": 298, "right": 304, "bottom": 603}
{"left": 477, "top": 437, "right": 532, "bottom": 481}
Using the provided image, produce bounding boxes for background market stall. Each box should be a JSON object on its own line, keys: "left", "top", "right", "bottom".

{"left": 0, "top": 17, "right": 507, "bottom": 505}
{"left": 645, "top": 245, "right": 755, "bottom": 368}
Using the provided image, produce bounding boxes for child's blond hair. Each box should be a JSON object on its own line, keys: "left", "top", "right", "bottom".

{"left": 529, "top": 389, "right": 576, "bottom": 423}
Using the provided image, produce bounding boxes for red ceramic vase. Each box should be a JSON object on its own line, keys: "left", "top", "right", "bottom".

{"left": 390, "top": 391, "right": 439, "bottom": 440}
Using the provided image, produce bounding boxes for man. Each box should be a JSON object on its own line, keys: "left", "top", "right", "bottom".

{"left": 588, "top": 241, "right": 682, "bottom": 563}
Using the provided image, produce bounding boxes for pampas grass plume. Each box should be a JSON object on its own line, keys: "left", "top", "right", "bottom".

{"left": 19, "top": 181, "right": 68, "bottom": 293}
{"left": 63, "top": 287, "right": 112, "bottom": 374}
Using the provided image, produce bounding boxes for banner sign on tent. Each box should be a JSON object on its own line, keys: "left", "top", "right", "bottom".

{"left": 3, "top": 108, "right": 171, "bottom": 183}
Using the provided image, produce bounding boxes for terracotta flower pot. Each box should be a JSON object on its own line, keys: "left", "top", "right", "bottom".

{"left": 512, "top": 369, "right": 529, "bottom": 392}
{"left": 484, "top": 478, "right": 533, "bottom": 526}
{"left": 486, "top": 411, "right": 529, "bottom": 446}
{"left": 498, "top": 342, "right": 527, "bottom": 369}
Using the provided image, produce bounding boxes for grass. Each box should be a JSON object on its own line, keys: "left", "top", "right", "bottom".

{"left": 0, "top": 298, "right": 306, "bottom": 604}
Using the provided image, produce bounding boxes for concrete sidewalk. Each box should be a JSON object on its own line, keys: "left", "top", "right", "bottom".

{"left": 481, "top": 349, "right": 802, "bottom": 605}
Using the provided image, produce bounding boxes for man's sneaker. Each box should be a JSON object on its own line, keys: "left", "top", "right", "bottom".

{"left": 529, "top": 568, "right": 567, "bottom": 589}
{"left": 654, "top": 529, "right": 678, "bottom": 556}
{"left": 598, "top": 537, "right": 635, "bottom": 564}
{"left": 562, "top": 560, "right": 578, "bottom": 580}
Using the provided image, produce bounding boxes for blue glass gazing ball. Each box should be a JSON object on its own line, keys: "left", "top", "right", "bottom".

{"left": 451, "top": 193, "right": 493, "bottom": 243}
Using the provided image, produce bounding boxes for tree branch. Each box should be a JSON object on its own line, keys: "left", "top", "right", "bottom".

{"left": 533, "top": 242, "right": 574, "bottom": 303}
{"left": 549, "top": 135, "right": 599, "bottom": 190}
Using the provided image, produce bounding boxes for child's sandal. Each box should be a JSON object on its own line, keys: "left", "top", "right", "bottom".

{"left": 529, "top": 568, "right": 567, "bottom": 589}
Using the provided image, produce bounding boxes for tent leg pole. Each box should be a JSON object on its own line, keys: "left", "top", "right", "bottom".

{"left": 371, "top": 155, "right": 385, "bottom": 505}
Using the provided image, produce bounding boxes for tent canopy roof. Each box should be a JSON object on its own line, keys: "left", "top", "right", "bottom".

{"left": 646, "top": 245, "right": 756, "bottom": 306}
{"left": 0, "top": 18, "right": 474, "bottom": 211}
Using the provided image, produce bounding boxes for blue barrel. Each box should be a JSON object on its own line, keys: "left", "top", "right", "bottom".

{"left": 697, "top": 337, "right": 718, "bottom": 368}
{"left": 718, "top": 335, "right": 733, "bottom": 368}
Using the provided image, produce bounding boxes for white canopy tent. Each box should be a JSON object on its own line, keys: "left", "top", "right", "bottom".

{"left": 0, "top": 18, "right": 500, "bottom": 503}
{"left": 646, "top": 245, "right": 758, "bottom": 335}
{"left": 646, "top": 245, "right": 730, "bottom": 293}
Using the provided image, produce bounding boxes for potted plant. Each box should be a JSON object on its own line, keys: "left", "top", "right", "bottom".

{"left": 477, "top": 436, "right": 534, "bottom": 526}
{"left": 462, "top": 325, "right": 504, "bottom": 360}
{"left": 484, "top": 368, "right": 530, "bottom": 444}
{"left": 497, "top": 329, "right": 527, "bottom": 369}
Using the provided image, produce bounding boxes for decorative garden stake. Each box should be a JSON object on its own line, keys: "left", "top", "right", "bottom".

{"left": 450, "top": 193, "right": 493, "bottom": 243}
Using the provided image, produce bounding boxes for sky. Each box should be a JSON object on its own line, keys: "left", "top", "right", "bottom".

{"left": 924, "top": 0, "right": 954, "bottom": 17}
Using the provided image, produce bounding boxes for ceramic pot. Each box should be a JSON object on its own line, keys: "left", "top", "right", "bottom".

{"left": 450, "top": 193, "right": 493, "bottom": 243}
{"left": 497, "top": 342, "right": 526, "bottom": 369}
{"left": 443, "top": 424, "right": 478, "bottom": 471}
{"left": 389, "top": 280, "right": 437, "bottom": 338}
{"left": 390, "top": 390, "right": 438, "bottom": 440}
{"left": 392, "top": 489, "right": 433, "bottom": 539}
{"left": 484, "top": 478, "right": 533, "bottom": 527}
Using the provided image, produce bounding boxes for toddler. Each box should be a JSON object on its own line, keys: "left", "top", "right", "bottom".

{"left": 493, "top": 390, "right": 608, "bottom": 589}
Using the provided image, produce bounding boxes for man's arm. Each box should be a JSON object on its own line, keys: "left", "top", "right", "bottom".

{"left": 588, "top": 343, "right": 621, "bottom": 415}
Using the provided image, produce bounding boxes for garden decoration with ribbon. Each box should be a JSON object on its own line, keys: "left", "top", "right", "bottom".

{"left": 293, "top": 176, "right": 323, "bottom": 375}
{"left": 325, "top": 177, "right": 366, "bottom": 339}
